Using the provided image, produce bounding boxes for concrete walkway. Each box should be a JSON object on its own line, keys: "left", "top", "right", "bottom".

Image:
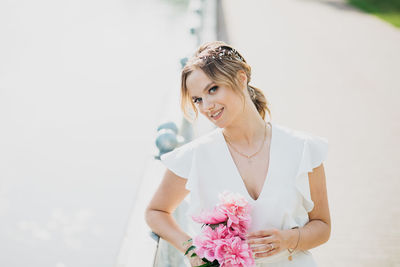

{"left": 220, "top": 0, "right": 400, "bottom": 266}
{"left": 0, "top": 0, "right": 194, "bottom": 266}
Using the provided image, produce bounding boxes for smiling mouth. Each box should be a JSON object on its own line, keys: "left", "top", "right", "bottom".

{"left": 210, "top": 108, "right": 224, "bottom": 119}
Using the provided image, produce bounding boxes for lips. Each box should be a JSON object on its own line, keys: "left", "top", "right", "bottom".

{"left": 211, "top": 107, "right": 224, "bottom": 120}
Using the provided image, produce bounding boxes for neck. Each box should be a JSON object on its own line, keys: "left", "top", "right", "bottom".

{"left": 222, "top": 101, "right": 269, "bottom": 147}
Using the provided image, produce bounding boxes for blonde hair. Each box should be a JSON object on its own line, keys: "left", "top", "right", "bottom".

{"left": 180, "top": 41, "right": 271, "bottom": 123}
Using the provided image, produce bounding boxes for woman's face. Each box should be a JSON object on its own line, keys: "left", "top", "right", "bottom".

{"left": 186, "top": 68, "right": 244, "bottom": 127}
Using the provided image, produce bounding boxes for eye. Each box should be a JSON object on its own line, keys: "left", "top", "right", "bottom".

{"left": 192, "top": 86, "right": 218, "bottom": 104}
{"left": 209, "top": 86, "right": 218, "bottom": 93}
{"left": 193, "top": 97, "right": 202, "bottom": 104}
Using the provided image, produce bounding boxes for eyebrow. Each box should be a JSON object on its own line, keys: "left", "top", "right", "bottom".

{"left": 191, "top": 82, "right": 214, "bottom": 99}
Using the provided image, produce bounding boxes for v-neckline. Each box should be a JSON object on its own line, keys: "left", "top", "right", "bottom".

{"left": 219, "top": 121, "right": 274, "bottom": 202}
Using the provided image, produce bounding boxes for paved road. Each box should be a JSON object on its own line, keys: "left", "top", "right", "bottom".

{"left": 220, "top": 0, "right": 400, "bottom": 266}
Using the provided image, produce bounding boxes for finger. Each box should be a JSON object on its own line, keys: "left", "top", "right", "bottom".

{"left": 190, "top": 256, "right": 205, "bottom": 266}
{"left": 247, "top": 235, "right": 277, "bottom": 245}
{"left": 254, "top": 247, "right": 280, "bottom": 258}
{"left": 247, "top": 229, "right": 277, "bottom": 238}
{"left": 247, "top": 236, "right": 279, "bottom": 244}
{"left": 253, "top": 250, "right": 272, "bottom": 259}
{"left": 251, "top": 244, "right": 270, "bottom": 253}
{"left": 252, "top": 248, "right": 275, "bottom": 259}
{"left": 247, "top": 237, "right": 268, "bottom": 245}
{"left": 251, "top": 242, "right": 275, "bottom": 251}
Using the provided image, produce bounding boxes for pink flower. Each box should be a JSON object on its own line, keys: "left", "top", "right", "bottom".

{"left": 217, "top": 191, "right": 252, "bottom": 230}
{"left": 218, "top": 191, "right": 251, "bottom": 215}
{"left": 228, "top": 216, "right": 251, "bottom": 239}
{"left": 192, "top": 207, "right": 228, "bottom": 225}
{"left": 193, "top": 224, "right": 231, "bottom": 261}
{"left": 214, "top": 236, "right": 255, "bottom": 267}
{"left": 190, "top": 191, "right": 254, "bottom": 266}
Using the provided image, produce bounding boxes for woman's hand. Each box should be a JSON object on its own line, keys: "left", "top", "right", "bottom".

{"left": 183, "top": 239, "right": 206, "bottom": 267}
{"left": 186, "top": 252, "right": 206, "bottom": 267}
{"left": 246, "top": 228, "right": 293, "bottom": 258}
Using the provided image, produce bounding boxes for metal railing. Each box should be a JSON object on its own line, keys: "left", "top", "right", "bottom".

{"left": 115, "top": 0, "right": 217, "bottom": 266}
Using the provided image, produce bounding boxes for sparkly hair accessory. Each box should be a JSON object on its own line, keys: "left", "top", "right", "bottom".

{"left": 199, "top": 46, "right": 246, "bottom": 63}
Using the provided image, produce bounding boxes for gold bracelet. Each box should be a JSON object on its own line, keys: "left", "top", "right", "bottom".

{"left": 287, "top": 227, "right": 300, "bottom": 261}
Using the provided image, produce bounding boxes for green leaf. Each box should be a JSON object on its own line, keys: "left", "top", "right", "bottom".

{"left": 202, "top": 258, "right": 211, "bottom": 263}
{"left": 193, "top": 258, "right": 219, "bottom": 267}
{"left": 209, "top": 259, "right": 219, "bottom": 266}
{"left": 184, "top": 245, "right": 196, "bottom": 256}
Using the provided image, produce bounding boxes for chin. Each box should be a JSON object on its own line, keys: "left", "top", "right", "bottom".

{"left": 214, "top": 120, "right": 228, "bottom": 128}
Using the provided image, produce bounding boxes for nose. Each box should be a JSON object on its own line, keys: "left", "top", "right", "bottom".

{"left": 201, "top": 98, "right": 215, "bottom": 113}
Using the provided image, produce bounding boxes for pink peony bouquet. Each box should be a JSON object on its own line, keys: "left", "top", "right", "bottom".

{"left": 184, "top": 191, "right": 255, "bottom": 267}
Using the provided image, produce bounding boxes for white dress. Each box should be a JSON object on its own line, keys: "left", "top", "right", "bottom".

{"left": 160, "top": 121, "right": 329, "bottom": 266}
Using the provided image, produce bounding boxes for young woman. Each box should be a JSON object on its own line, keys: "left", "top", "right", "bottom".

{"left": 145, "top": 41, "right": 331, "bottom": 266}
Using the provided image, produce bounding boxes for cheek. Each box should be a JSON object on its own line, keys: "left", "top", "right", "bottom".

{"left": 196, "top": 104, "right": 210, "bottom": 115}
{"left": 219, "top": 90, "right": 238, "bottom": 106}
{"left": 226, "top": 94, "right": 243, "bottom": 112}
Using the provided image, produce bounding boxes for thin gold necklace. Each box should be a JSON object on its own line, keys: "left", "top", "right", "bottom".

{"left": 223, "top": 120, "right": 267, "bottom": 164}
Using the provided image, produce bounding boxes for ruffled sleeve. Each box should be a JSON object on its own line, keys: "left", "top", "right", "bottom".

{"left": 160, "top": 143, "right": 195, "bottom": 191}
{"left": 295, "top": 134, "right": 329, "bottom": 213}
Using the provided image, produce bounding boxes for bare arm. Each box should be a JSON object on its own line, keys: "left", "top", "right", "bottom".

{"left": 145, "top": 169, "right": 192, "bottom": 253}
{"left": 286, "top": 163, "right": 332, "bottom": 250}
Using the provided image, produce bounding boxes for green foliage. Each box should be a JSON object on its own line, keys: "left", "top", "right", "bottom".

{"left": 184, "top": 244, "right": 196, "bottom": 256}
{"left": 347, "top": 0, "right": 400, "bottom": 27}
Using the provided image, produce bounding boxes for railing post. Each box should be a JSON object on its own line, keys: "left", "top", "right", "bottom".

{"left": 115, "top": 1, "right": 217, "bottom": 266}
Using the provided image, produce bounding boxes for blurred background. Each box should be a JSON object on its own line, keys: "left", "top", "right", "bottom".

{"left": 0, "top": 0, "right": 399, "bottom": 266}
